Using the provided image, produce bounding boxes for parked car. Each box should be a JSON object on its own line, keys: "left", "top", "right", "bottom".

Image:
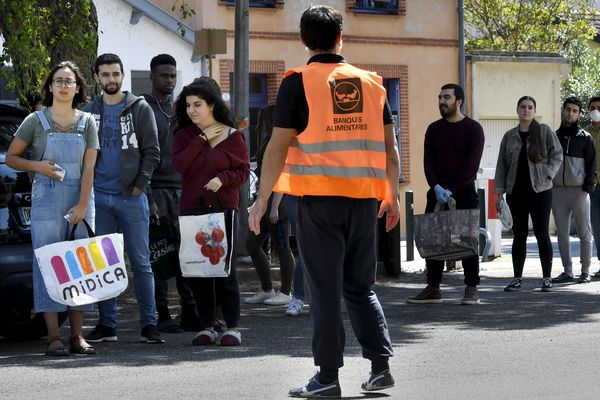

{"left": 0, "top": 104, "right": 66, "bottom": 339}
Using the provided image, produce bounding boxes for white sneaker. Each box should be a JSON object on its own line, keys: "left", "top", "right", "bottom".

{"left": 263, "top": 291, "right": 292, "bottom": 305}
{"left": 244, "top": 289, "right": 276, "bottom": 304}
{"left": 286, "top": 297, "right": 304, "bottom": 316}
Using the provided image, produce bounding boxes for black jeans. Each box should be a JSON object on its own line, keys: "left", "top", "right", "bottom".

{"left": 506, "top": 188, "right": 553, "bottom": 278}
{"left": 424, "top": 184, "right": 480, "bottom": 287}
{"left": 245, "top": 214, "right": 295, "bottom": 294}
{"left": 151, "top": 188, "right": 195, "bottom": 308}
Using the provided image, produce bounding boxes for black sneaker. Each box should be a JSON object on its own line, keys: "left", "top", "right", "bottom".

{"left": 541, "top": 278, "right": 553, "bottom": 292}
{"left": 504, "top": 278, "right": 522, "bottom": 292}
{"left": 361, "top": 369, "right": 395, "bottom": 392}
{"left": 85, "top": 324, "right": 117, "bottom": 343}
{"left": 461, "top": 286, "right": 480, "bottom": 305}
{"left": 289, "top": 373, "right": 341, "bottom": 398}
{"left": 551, "top": 272, "right": 573, "bottom": 284}
{"left": 578, "top": 272, "right": 591, "bottom": 283}
{"left": 140, "top": 324, "right": 165, "bottom": 344}
{"left": 406, "top": 285, "right": 442, "bottom": 304}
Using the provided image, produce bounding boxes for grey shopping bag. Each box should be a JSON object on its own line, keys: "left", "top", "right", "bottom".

{"left": 414, "top": 198, "right": 479, "bottom": 261}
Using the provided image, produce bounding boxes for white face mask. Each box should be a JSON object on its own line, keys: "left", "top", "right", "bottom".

{"left": 591, "top": 109, "right": 600, "bottom": 122}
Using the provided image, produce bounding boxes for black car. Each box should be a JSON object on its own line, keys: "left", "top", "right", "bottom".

{"left": 0, "top": 104, "right": 65, "bottom": 339}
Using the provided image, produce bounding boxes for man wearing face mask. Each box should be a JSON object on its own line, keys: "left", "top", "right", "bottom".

{"left": 551, "top": 96, "right": 597, "bottom": 284}
{"left": 584, "top": 96, "right": 600, "bottom": 278}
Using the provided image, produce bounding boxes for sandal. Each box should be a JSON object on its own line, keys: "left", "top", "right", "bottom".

{"left": 69, "top": 335, "right": 97, "bottom": 355}
{"left": 46, "top": 336, "right": 69, "bottom": 356}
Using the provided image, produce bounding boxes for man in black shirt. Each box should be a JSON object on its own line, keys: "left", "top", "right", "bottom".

{"left": 408, "top": 83, "right": 484, "bottom": 305}
{"left": 142, "top": 54, "right": 198, "bottom": 332}
{"left": 249, "top": 5, "right": 400, "bottom": 398}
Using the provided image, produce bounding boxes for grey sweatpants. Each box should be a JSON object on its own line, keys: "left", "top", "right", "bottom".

{"left": 551, "top": 186, "right": 592, "bottom": 275}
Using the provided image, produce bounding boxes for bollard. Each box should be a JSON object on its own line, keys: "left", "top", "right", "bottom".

{"left": 477, "top": 187, "right": 486, "bottom": 256}
{"left": 406, "top": 191, "right": 414, "bottom": 261}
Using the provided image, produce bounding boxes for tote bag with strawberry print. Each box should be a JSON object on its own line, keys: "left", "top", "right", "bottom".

{"left": 178, "top": 209, "right": 235, "bottom": 278}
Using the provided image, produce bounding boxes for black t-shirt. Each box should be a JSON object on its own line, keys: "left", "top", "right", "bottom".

{"left": 513, "top": 131, "right": 533, "bottom": 193}
{"left": 273, "top": 53, "right": 394, "bottom": 133}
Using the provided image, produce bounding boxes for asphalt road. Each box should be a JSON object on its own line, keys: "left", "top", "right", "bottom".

{"left": 1, "top": 266, "right": 599, "bottom": 400}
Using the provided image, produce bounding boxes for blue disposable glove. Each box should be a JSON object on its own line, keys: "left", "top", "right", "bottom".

{"left": 434, "top": 184, "right": 452, "bottom": 204}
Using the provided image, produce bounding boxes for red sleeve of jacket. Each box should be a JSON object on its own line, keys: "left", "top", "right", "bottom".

{"left": 216, "top": 131, "right": 250, "bottom": 188}
{"left": 172, "top": 125, "right": 209, "bottom": 174}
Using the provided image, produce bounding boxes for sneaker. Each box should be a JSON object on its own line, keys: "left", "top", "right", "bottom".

{"left": 264, "top": 291, "right": 292, "bottom": 305}
{"left": 461, "top": 286, "right": 480, "bottom": 305}
{"left": 551, "top": 272, "right": 573, "bottom": 284}
{"left": 192, "top": 330, "right": 218, "bottom": 346}
{"left": 286, "top": 297, "right": 304, "bottom": 316}
{"left": 244, "top": 289, "right": 276, "bottom": 304}
{"left": 85, "top": 324, "right": 117, "bottom": 343}
{"left": 504, "top": 278, "right": 522, "bottom": 292}
{"left": 361, "top": 369, "right": 395, "bottom": 392}
{"left": 140, "top": 324, "right": 165, "bottom": 344}
{"left": 289, "top": 373, "right": 341, "bottom": 398}
{"left": 578, "top": 272, "right": 591, "bottom": 283}
{"left": 406, "top": 285, "right": 442, "bottom": 304}
{"left": 541, "top": 278, "right": 553, "bottom": 292}
{"left": 157, "top": 318, "right": 184, "bottom": 333}
{"left": 220, "top": 330, "right": 242, "bottom": 346}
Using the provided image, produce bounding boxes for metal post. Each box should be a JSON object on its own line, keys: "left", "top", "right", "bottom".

{"left": 478, "top": 187, "right": 486, "bottom": 256}
{"left": 234, "top": 0, "right": 250, "bottom": 254}
{"left": 406, "top": 190, "right": 414, "bottom": 261}
{"left": 458, "top": 0, "right": 466, "bottom": 114}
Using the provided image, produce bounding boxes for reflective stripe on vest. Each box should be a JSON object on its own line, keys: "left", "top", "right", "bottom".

{"left": 274, "top": 62, "right": 387, "bottom": 200}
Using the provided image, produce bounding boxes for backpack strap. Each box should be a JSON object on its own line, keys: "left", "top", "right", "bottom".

{"left": 35, "top": 111, "right": 51, "bottom": 132}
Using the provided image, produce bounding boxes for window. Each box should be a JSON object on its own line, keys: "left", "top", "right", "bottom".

{"left": 383, "top": 78, "right": 404, "bottom": 181}
{"left": 130, "top": 70, "right": 151, "bottom": 96}
{"left": 354, "top": 0, "right": 400, "bottom": 15}
{"left": 222, "top": 0, "right": 276, "bottom": 8}
{"left": 229, "top": 73, "right": 268, "bottom": 161}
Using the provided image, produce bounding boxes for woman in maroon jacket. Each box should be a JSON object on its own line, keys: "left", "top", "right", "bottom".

{"left": 172, "top": 78, "right": 250, "bottom": 346}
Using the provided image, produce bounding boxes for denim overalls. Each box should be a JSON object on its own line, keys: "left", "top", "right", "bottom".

{"left": 31, "top": 111, "right": 94, "bottom": 312}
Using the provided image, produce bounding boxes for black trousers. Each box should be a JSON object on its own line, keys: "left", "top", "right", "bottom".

{"left": 424, "top": 184, "right": 480, "bottom": 287}
{"left": 297, "top": 196, "right": 393, "bottom": 370}
{"left": 506, "top": 188, "right": 553, "bottom": 278}
{"left": 181, "top": 207, "right": 240, "bottom": 329}
{"left": 150, "top": 188, "right": 195, "bottom": 307}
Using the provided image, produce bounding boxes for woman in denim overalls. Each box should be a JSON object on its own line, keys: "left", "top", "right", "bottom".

{"left": 7, "top": 61, "right": 99, "bottom": 356}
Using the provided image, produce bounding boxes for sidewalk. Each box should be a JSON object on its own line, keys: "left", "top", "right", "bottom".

{"left": 400, "top": 234, "right": 598, "bottom": 280}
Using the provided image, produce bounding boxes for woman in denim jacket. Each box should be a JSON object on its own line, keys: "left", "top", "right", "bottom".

{"left": 494, "top": 96, "right": 563, "bottom": 292}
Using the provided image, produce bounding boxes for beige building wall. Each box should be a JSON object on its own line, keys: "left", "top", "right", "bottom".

{"left": 152, "top": 0, "right": 462, "bottom": 232}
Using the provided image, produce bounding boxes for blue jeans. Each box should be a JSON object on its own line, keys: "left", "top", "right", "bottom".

{"left": 285, "top": 195, "right": 305, "bottom": 300}
{"left": 94, "top": 190, "right": 157, "bottom": 328}
{"left": 590, "top": 186, "right": 600, "bottom": 260}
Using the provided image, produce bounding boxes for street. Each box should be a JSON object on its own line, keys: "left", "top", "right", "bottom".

{"left": 1, "top": 239, "right": 599, "bottom": 400}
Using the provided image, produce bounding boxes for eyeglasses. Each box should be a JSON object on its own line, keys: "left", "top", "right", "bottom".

{"left": 52, "top": 78, "right": 77, "bottom": 88}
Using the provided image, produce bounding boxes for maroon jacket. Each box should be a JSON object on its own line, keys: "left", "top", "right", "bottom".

{"left": 172, "top": 124, "right": 250, "bottom": 212}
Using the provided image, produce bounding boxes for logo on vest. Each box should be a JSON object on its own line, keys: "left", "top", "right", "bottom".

{"left": 331, "top": 78, "right": 363, "bottom": 114}
{"left": 49, "top": 237, "right": 126, "bottom": 301}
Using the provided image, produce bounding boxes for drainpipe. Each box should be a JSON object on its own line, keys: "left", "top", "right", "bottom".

{"left": 458, "top": 0, "right": 466, "bottom": 114}
{"left": 234, "top": 0, "right": 250, "bottom": 254}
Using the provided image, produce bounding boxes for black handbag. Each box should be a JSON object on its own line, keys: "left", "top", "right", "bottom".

{"left": 149, "top": 216, "right": 180, "bottom": 281}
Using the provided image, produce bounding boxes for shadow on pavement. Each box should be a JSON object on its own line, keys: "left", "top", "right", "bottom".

{"left": 1, "top": 269, "right": 599, "bottom": 369}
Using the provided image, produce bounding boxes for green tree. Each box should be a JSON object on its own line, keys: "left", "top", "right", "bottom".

{"left": 465, "top": 0, "right": 600, "bottom": 109}
{"left": 0, "top": 0, "right": 98, "bottom": 106}
{"left": 465, "top": 0, "right": 596, "bottom": 53}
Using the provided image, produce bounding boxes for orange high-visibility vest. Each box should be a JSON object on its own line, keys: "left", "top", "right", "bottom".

{"left": 274, "top": 62, "right": 387, "bottom": 200}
